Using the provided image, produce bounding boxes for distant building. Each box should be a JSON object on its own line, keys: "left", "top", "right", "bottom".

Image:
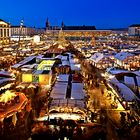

{"left": 11, "top": 26, "right": 45, "bottom": 37}
{"left": 128, "top": 24, "right": 140, "bottom": 41}
{"left": 62, "top": 25, "right": 96, "bottom": 30}
{"left": 0, "top": 19, "right": 11, "bottom": 44}
{"left": 111, "top": 28, "right": 128, "bottom": 35}
{"left": 45, "top": 19, "right": 112, "bottom": 40}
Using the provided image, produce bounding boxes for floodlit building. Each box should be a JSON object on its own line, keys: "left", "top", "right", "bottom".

{"left": 0, "top": 19, "right": 11, "bottom": 44}
{"left": 45, "top": 19, "right": 112, "bottom": 40}
{"left": 11, "top": 26, "right": 45, "bottom": 37}
{"left": 128, "top": 24, "right": 140, "bottom": 41}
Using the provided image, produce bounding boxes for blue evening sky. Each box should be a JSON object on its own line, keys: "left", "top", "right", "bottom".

{"left": 0, "top": 0, "right": 140, "bottom": 29}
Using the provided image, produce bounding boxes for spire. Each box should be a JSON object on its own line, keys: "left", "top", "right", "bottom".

{"left": 20, "top": 19, "right": 24, "bottom": 27}
{"left": 61, "top": 21, "right": 65, "bottom": 28}
{"left": 46, "top": 18, "right": 50, "bottom": 29}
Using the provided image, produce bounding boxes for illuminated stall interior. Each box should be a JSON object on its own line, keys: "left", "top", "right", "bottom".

{"left": 38, "top": 99, "right": 87, "bottom": 121}
{"left": 0, "top": 90, "right": 28, "bottom": 125}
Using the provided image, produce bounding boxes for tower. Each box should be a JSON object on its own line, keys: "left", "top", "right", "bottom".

{"left": 61, "top": 21, "right": 65, "bottom": 29}
{"left": 20, "top": 19, "right": 24, "bottom": 27}
{"left": 46, "top": 18, "right": 50, "bottom": 30}
{"left": 58, "top": 29, "right": 65, "bottom": 42}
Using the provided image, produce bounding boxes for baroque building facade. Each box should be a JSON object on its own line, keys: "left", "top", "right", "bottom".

{"left": 0, "top": 19, "right": 11, "bottom": 44}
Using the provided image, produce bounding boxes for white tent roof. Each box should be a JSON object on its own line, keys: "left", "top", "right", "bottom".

{"left": 12, "top": 56, "right": 36, "bottom": 69}
{"left": 50, "top": 99, "right": 85, "bottom": 109}
{"left": 0, "top": 71, "right": 12, "bottom": 76}
{"left": 57, "top": 74, "right": 69, "bottom": 82}
{"left": 69, "top": 58, "right": 79, "bottom": 64}
{"left": 61, "top": 56, "right": 68, "bottom": 61}
{"left": 133, "top": 71, "right": 140, "bottom": 76}
{"left": 50, "top": 82, "right": 68, "bottom": 99}
{"left": 70, "top": 63, "right": 81, "bottom": 71}
{"left": 89, "top": 53, "right": 104, "bottom": 63}
{"left": 62, "top": 60, "right": 70, "bottom": 66}
{"left": 115, "top": 52, "right": 133, "bottom": 61}
{"left": 71, "top": 83, "right": 85, "bottom": 100}
{"left": 116, "top": 83, "right": 138, "bottom": 102}
{"left": 21, "top": 64, "right": 37, "bottom": 69}
{"left": 55, "top": 55, "right": 63, "bottom": 59}
{"left": 136, "top": 76, "right": 140, "bottom": 87}
{"left": 12, "top": 63, "right": 23, "bottom": 69}
{"left": 49, "top": 99, "right": 86, "bottom": 117}
{"left": 36, "top": 54, "right": 44, "bottom": 59}
{"left": 69, "top": 59, "right": 75, "bottom": 64}
{"left": 124, "top": 76, "right": 135, "bottom": 86}
{"left": 109, "top": 77, "right": 119, "bottom": 84}
{"left": 0, "top": 78, "right": 15, "bottom": 85}
{"left": 108, "top": 69, "right": 129, "bottom": 75}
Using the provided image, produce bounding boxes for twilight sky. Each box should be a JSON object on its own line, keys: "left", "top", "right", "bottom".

{"left": 0, "top": 0, "right": 140, "bottom": 29}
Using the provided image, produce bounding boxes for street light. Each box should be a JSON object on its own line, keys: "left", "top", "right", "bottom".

{"left": 15, "top": 19, "right": 24, "bottom": 62}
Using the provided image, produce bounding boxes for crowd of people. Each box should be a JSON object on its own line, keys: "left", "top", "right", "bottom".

{"left": 31, "top": 120, "right": 106, "bottom": 140}
{"left": 0, "top": 55, "right": 16, "bottom": 69}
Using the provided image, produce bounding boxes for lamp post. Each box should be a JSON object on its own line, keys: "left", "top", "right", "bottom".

{"left": 16, "top": 19, "right": 24, "bottom": 62}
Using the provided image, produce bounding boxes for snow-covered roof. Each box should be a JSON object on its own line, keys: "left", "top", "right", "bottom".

{"left": 50, "top": 99, "right": 85, "bottom": 110}
{"left": 70, "top": 63, "right": 81, "bottom": 71}
{"left": 20, "top": 56, "right": 36, "bottom": 64}
{"left": 21, "top": 64, "right": 37, "bottom": 69}
{"left": 36, "top": 55, "right": 44, "bottom": 60}
{"left": 136, "top": 76, "right": 140, "bottom": 87}
{"left": 108, "top": 69, "right": 129, "bottom": 75}
{"left": 115, "top": 52, "right": 134, "bottom": 61}
{"left": 0, "top": 78, "right": 15, "bottom": 85}
{"left": 109, "top": 77, "right": 120, "bottom": 84}
{"left": 69, "top": 59, "right": 75, "bottom": 64}
{"left": 116, "top": 83, "right": 138, "bottom": 102}
{"left": 89, "top": 53, "right": 104, "bottom": 63}
{"left": 0, "top": 71, "right": 12, "bottom": 77}
{"left": 50, "top": 82, "right": 68, "bottom": 99}
{"left": 55, "top": 55, "right": 62, "bottom": 59}
{"left": 57, "top": 74, "right": 69, "bottom": 82}
{"left": 62, "top": 60, "right": 70, "bottom": 66}
{"left": 124, "top": 76, "right": 135, "bottom": 86}
{"left": 39, "top": 58, "right": 55, "bottom": 61}
{"left": 71, "top": 83, "right": 85, "bottom": 100}
{"left": 33, "top": 70, "right": 50, "bottom": 75}
{"left": 69, "top": 58, "right": 79, "bottom": 64}
{"left": 12, "top": 63, "right": 23, "bottom": 69}
{"left": 61, "top": 56, "right": 68, "bottom": 61}
{"left": 65, "top": 52, "right": 72, "bottom": 59}
{"left": 133, "top": 71, "right": 140, "bottom": 76}
{"left": 12, "top": 56, "right": 36, "bottom": 69}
